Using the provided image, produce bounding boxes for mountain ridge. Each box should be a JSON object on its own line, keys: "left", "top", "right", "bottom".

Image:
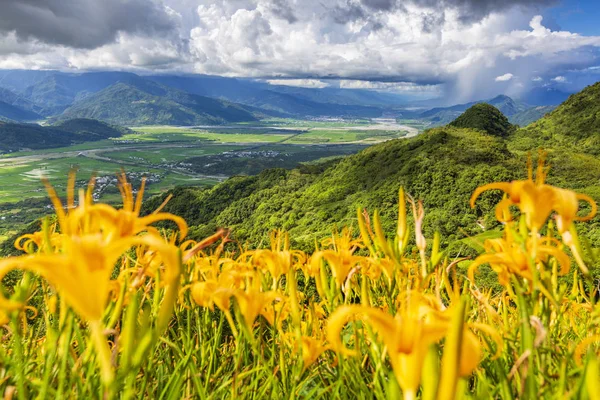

{"left": 55, "top": 81, "right": 258, "bottom": 126}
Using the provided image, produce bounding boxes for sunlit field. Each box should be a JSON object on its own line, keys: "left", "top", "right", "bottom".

{"left": 0, "top": 155, "right": 598, "bottom": 399}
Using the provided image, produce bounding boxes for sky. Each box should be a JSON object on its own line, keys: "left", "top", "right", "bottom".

{"left": 0, "top": 0, "right": 599, "bottom": 102}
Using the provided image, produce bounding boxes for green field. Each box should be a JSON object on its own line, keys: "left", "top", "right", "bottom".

{"left": 125, "top": 126, "right": 299, "bottom": 143}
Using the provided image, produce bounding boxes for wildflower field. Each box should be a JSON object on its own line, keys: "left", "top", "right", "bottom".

{"left": 0, "top": 157, "right": 599, "bottom": 399}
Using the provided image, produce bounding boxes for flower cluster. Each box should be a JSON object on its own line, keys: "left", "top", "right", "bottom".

{"left": 0, "top": 159, "right": 598, "bottom": 399}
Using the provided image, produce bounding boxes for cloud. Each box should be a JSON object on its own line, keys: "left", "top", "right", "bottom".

{"left": 268, "top": 0, "right": 298, "bottom": 24}
{"left": 552, "top": 75, "right": 567, "bottom": 82}
{"left": 0, "top": 0, "right": 597, "bottom": 103}
{"left": 495, "top": 73, "right": 514, "bottom": 82}
{"left": 0, "top": 0, "right": 178, "bottom": 49}
{"left": 532, "top": 76, "right": 543, "bottom": 81}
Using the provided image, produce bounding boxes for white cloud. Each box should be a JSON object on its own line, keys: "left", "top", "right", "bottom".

{"left": 552, "top": 75, "right": 567, "bottom": 82}
{"left": 0, "top": 1, "right": 599, "bottom": 101}
{"left": 532, "top": 76, "right": 543, "bottom": 81}
{"left": 495, "top": 73, "right": 514, "bottom": 81}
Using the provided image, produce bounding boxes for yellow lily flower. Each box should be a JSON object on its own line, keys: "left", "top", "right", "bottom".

{"left": 253, "top": 231, "right": 306, "bottom": 279}
{"left": 191, "top": 275, "right": 279, "bottom": 332}
{"left": 0, "top": 233, "right": 179, "bottom": 323}
{"left": 468, "top": 231, "right": 571, "bottom": 287}
{"left": 470, "top": 157, "right": 596, "bottom": 232}
{"left": 299, "top": 336, "right": 330, "bottom": 370}
{"left": 91, "top": 172, "right": 188, "bottom": 241}
{"left": 326, "top": 298, "right": 482, "bottom": 399}
{"left": 311, "top": 228, "right": 364, "bottom": 287}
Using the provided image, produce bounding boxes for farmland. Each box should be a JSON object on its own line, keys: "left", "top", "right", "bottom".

{"left": 0, "top": 118, "right": 416, "bottom": 241}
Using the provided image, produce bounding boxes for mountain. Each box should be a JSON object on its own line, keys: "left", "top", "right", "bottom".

{"left": 518, "top": 86, "right": 572, "bottom": 106}
{"left": 56, "top": 81, "right": 258, "bottom": 126}
{"left": 0, "top": 119, "right": 126, "bottom": 153}
{"left": 147, "top": 75, "right": 387, "bottom": 118}
{"left": 0, "top": 70, "right": 57, "bottom": 93}
{"left": 449, "top": 104, "right": 514, "bottom": 137}
{"left": 508, "top": 105, "right": 556, "bottom": 126}
{"left": 20, "top": 71, "right": 145, "bottom": 116}
{"left": 0, "top": 70, "right": 391, "bottom": 120}
{"left": 418, "top": 95, "right": 529, "bottom": 126}
{"left": 0, "top": 87, "right": 42, "bottom": 121}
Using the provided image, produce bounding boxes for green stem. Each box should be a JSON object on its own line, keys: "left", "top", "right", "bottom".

{"left": 89, "top": 320, "right": 115, "bottom": 389}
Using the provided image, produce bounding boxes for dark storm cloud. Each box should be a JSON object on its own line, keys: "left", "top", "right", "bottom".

{"left": 334, "top": 0, "right": 557, "bottom": 24}
{"left": 0, "top": 0, "right": 178, "bottom": 49}
{"left": 269, "top": 0, "right": 298, "bottom": 23}
{"left": 439, "top": 0, "right": 558, "bottom": 22}
{"left": 332, "top": 2, "right": 366, "bottom": 24}
{"left": 360, "top": 0, "right": 396, "bottom": 11}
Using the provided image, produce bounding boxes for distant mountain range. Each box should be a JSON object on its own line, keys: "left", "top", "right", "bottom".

{"left": 0, "top": 69, "right": 579, "bottom": 127}
{"left": 414, "top": 94, "right": 559, "bottom": 127}
{"left": 55, "top": 80, "right": 258, "bottom": 126}
{"left": 0, "top": 70, "right": 400, "bottom": 124}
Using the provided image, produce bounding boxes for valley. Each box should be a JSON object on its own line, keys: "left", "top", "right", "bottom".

{"left": 0, "top": 117, "right": 414, "bottom": 242}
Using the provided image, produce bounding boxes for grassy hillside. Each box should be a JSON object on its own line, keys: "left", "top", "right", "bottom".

{"left": 57, "top": 82, "right": 257, "bottom": 126}
{"left": 142, "top": 127, "right": 523, "bottom": 250}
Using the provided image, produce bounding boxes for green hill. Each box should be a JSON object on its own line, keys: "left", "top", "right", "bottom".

{"left": 515, "top": 81, "right": 600, "bottom": 153}
{"left": 419, "top": 95, "right": 529, "bottom": 126}
{"left": 141, "top": 127, "right": 522, "bottom": 250}
{"left": 0, "top": 119, "right": 127, "bottom": 153}
{"left": 449, "top": 103, "right": 514, "bottom": 136}
{"left": 57, "top": 82, "right": 258, "bottom": 126}
{"left": 52, "top": 118, "right": 131, "bottom": 138}
{"left": 138, "top": 93, "right": 600, "bottom": 254}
